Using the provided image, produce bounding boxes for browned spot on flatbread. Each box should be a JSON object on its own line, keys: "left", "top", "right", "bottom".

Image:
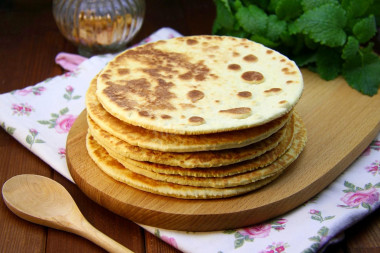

{"left": 187, "top": 90, "right": 204, "bottom": 103}
{"left": 179, "top": 71, "right": 193, "bottom": 80}
{"left": 117, "top": 68, "right": 130, "bottom": 75}
{"left": 237, "top": 91, "right": 252, "bottom": 98}
{"left": 123, "top": 43, "right": 211, "bottom": 83}
{"left": 139, "top": 111, "right": 152, "bottom": 118}
{"left": 228, "top": 64, "right": 241, "bottom": 70}
{"left": 180, "top": 103, "right": 196, "bottom": 109}
{"left": 186, "top": 39, "right": 198, "bottom": 45}
{"left": 279, "top": 100, "right": 287, "bottom": 104}
{"left": 220, "top": 107, "right": 252, "bottom": 119}
{"left": 188, "top": 116, "right": 205, "bottom": 125}
{"left": 101, "top": 73, "right": 111, "bottom": 80}
{"left": 266, "top": 50, "right": 274, "bottom": 54}
{"left": 241, "top": 71, "right": 264, "bottom": 83}
{"left": 233, "top": 52, "right": 240, "bottom": 57}
{"left": 220, "top": 107, "right": 251, "bottom": 114}
{"left": 264, "top": 88, "right": 282, "bottom": 93}
{"left": 243, "top": 54, "right": 258, "bottom": 62}
{"left": 282, "top": 68, "right": 297, "bottom": 75}
{"left": 102, "top": 77, "right": 177, "bottom": 112}
{"left": 161, "top": 114, "right": 171, "bottom": 119}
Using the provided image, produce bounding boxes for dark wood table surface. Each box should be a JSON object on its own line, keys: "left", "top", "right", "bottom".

{"left": 1, "top": 1, "right": 379, "bottom": 252}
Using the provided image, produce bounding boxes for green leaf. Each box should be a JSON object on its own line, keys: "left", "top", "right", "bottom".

{"left": 362, "top": 202, "right": 371, "bottom": 210}
{"left": 301, "top": 0, "right": 339, "bottom": 11}
{"left": 236, "top": 4, "right": 268, "bottom": 35}
{"left": 341, "top": 0, "right": 373, "bottom": 19}
{"left": 275, "top": 0, "right": 303, "bottom": 21}
{"left": 324, "top": 216, "right": 335, "bottom": 220}
{"left": 73, "top": 95, "right": 81, "bottom": 99}
{"left": 342, "top": 36, "right": 360, "bottom": 60}
{"left": 316, "top": 46, "right": 342, "bottom": 80}
{"left": 318, "top": 226, "right": 329, "bottom": 237}
{"left": 242, "top": 0, "right": 269, "bottom": 9}
{"left": 60, "top": 107, "right": 69, "bottom": 115}
{"left": 311, "top": 216, "right": 323, "bottom": 222}
{"left": 38, "top": 120, "right": 51, "bottom": 125}
{"left": 342, "top": 48, "right": 380, "bottom": 96}
{"left": 64, "top": 94, "right": 70, "bottom": 100}
{"left": 304, "top": 36, "right": 318, "bottom": 49}
{"left": 309, "top": 236, "right": 321, "bottom": 242}
{"left": 250, "top": 34, "right": 280, "bottom": 48}
{"left": 6, "top": 126, "right": 16, "bottom": 135}
{"left": 344, "top": 181, "right": 355, "bottom": 189}
{"left": 352, "top": 15, "right": 377, "bottom": 43}
{"left": 234, "top": 231, "right": 244, "bottom": 238}
{"left": 365, "top": 183, "right": 373, "bottom": 189}
{"left": 26, "top": 135, "right": 33, "bottom": 145}
{"left": 266, "top": 15, "right": 287, "bottom": 41}
{"left": 268, "top": 0, "right": 281, "bottom": 13}
{"left": 35, "top": 139, "right": 45, "bottom": 144}
{"left": 374, "top": 182, "right": 380, "bottom": 188}
{"left": 234, "top": 238, "right": 245, "bottom": 248}
{"left": 293, "top": 51, "right": 317, "bottom": 67}
{"left": 310, "top": 243, "right": 320, "bottom": 250}
{"left": 219, "top": 0, "right": 231, "bottom": 12}
{"left": 224, "top": 29, "right": 249, "bottom": 38}
{"left": 302, "top": 248, "right": 314, "bottom": 253}
{"left": 51, "top": 113, "right": 59, "bottom": 118}
{"left": 212, "top": 0, "right": 235, "bottom": 33}
{"left": 293, "top": 4, "right": 347, "bottom": 47}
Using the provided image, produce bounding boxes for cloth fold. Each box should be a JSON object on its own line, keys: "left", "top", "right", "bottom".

{"left": 1, "top": 27, "right": 379, "bottom": 253}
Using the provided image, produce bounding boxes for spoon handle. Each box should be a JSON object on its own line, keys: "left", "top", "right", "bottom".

{"left": 72, "top": 215, "right": 133, "bottom": 253}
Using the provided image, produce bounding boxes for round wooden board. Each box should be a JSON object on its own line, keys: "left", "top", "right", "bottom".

{"left": 66, "top": 69, "right": 380, "bottom": 232}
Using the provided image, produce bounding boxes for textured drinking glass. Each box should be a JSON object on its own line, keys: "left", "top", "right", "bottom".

{"left": 53, "top": 0, "right": 145, "bottom": 56}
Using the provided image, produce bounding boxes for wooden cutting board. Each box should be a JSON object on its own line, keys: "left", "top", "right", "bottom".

{"left": 66, "top": 69, "right": 380, "bottom": 232}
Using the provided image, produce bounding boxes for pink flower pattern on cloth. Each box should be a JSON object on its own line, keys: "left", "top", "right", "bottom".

{"left": 0, "top": 28, "right": 379, "bottom": 253}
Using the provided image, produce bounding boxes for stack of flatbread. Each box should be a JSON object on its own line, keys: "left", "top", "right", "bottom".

{"left": 85, "top": 35, "right": 307, "bottom": 199}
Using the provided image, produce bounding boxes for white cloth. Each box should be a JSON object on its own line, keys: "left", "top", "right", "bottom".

{"left": 1, "top": 27, "right": 379, "bottom": 253}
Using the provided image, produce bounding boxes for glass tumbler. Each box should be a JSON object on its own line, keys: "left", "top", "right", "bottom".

{"left": 53, "top": 0, "right": 145, "bottom": 56}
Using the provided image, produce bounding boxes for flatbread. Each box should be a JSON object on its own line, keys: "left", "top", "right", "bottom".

{"left": 86, "top": 75, "right": 292, "bottom": 152}
{"left": 88, "top": 113, "right": 288, "bottom": 168}
{"left": 86, "top": 133, "right": 284, "bottom": 199}
{"left": 105, "top": 112, "right": 297, "bottom": 178}
{"left": 103, "top": 112, "right": 305, "bottom": 188}
{"left": 96, "top": 35, "right": 303, "bottom": 134}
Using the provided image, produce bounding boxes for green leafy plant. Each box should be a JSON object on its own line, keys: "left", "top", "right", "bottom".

{"left": 212, "top": 0, "right": 380, "bottom": 96}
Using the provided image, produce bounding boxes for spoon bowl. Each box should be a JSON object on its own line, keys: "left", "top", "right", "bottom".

{"left": 2, "top": 174, "right": 133, "bottom": 253}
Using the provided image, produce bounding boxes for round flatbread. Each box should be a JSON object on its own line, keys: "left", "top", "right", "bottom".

{"left": 104, "top": 112, "right": 305, "bottom": 186}
{"left": 88, "top": 113, "right": 288, "bottom": 168}
{"left": 86, "top": 75, "right": 292, "bottom": 152}
{"left": 86, "top": 133, "right": 284, "bottom": 199}
{"left": 96, "top": 35, "right": 303, "bottom": 134}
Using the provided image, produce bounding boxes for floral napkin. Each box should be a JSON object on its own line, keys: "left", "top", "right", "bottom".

{"left": 1, "top": 27, "right": 379, "bottom": 253}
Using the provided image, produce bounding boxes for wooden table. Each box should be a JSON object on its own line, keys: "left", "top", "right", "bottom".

{"left": 1, "top": 1, "right": 379, "bottom": 252}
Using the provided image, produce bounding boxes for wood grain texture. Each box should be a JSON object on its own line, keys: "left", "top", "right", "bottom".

{"left": 66, "top": 69, "right": 380, "bottom": 231}
{"left": 1, "top": 0, "right": 379, "bottom": 252}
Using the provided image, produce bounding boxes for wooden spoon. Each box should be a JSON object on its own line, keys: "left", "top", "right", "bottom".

{"left": 2, "top": 174, "right": 133, "bottom": 253}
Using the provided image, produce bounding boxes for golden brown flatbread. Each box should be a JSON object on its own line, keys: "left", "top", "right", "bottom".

{"left": 102, "top": 112, "right": 306, "bottom": 189}
{"left": 96, "top": 35, "right": 303, "bottom": 134}
{"left": 88, "top": 113, "right": 289, "bottom": 168}
{"left": 86, "top": 133, "right": 285, "bottom": 199}
{"left": 86, "top": 75, "right": 292, "bottom": 152}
